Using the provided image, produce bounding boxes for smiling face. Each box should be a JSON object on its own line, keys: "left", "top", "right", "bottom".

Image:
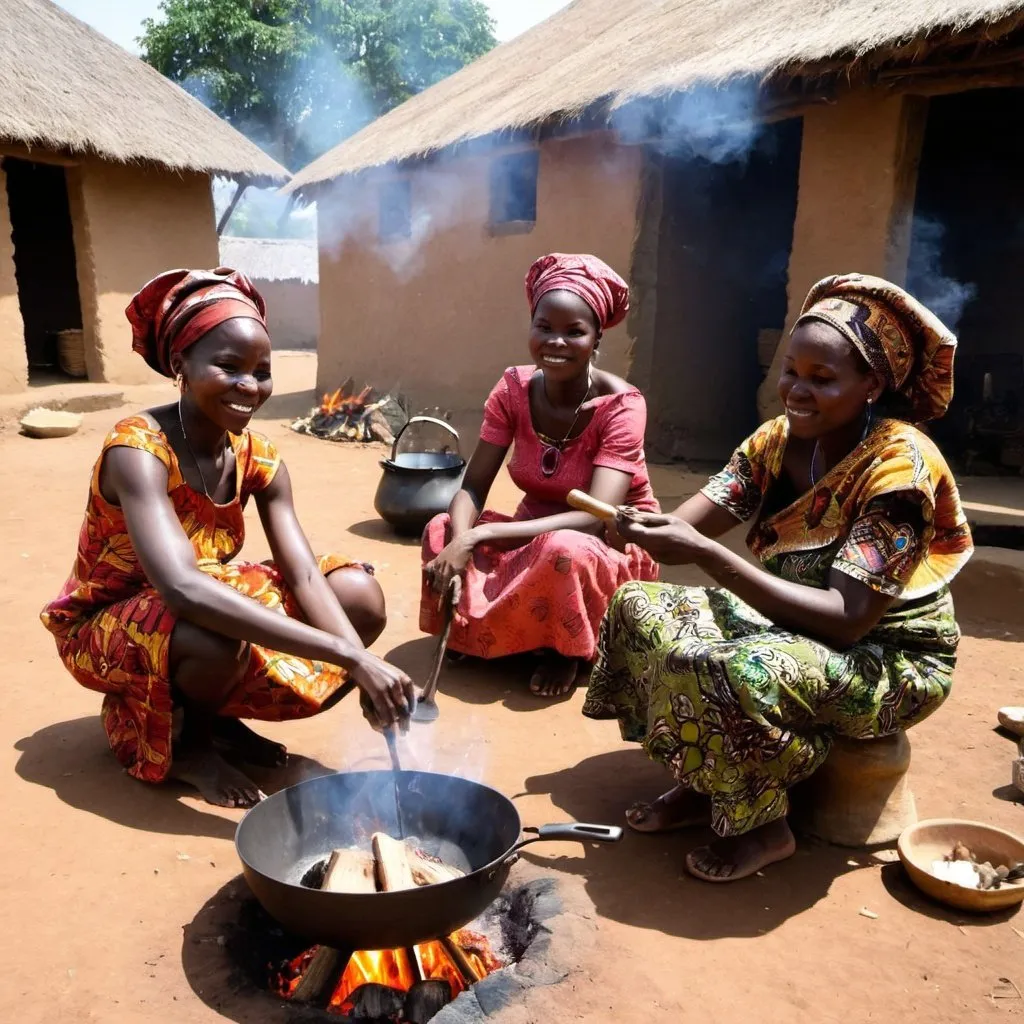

{"left": 174, "top": 318, "right": 273, "bottom": 431}
{"left": 778, "top": 319, "right": 882, "bottom": 440}
{"left": 528, "top": 290, "right": 601, "bottom": 384}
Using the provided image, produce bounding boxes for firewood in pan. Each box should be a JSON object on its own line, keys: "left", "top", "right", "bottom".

{"left": 407, "top": 845, "right": 466, "bottom": 887}
{"left": 372, "top": 832, "right": 417, "bottom": 891}
{"left": 293, "top": 848, "right": 374, "bottom": 1003}
{"left": 321, "top": 847, "right": 377, "bottom": 894}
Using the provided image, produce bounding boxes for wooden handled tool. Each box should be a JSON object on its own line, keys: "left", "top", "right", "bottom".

{"left": 412, "top": 576, "right": 459, "bottom": 723}
{"left": 567, "top": 488, "right": 620, "bottom": 521}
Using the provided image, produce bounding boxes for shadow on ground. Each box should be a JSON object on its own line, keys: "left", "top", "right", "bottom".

{"left": 384, "top": 637, "right": 575, "bottom": 714}
{"left": 516, "top": 749, "right": 1019, "bottom": 939}
{"left": 181, "top": 875, "right": 298, "bottom": 1024}
{"left": 347, "top": 518, "right": 421, "bottom": 546}
{"left": 14, "top": 715, "right": 335, "bottom": 841}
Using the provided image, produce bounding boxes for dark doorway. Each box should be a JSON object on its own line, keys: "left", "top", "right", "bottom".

{"left": 4, "top": 158, "right": 84, "bottom": 382}
{"left": 908, "top": 88, "right": 1024, "bottom": 474}
{"left": 646, "top": 116, "right": 803, "bottom": 462}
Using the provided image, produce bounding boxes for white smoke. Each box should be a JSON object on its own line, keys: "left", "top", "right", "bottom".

{"left": 612, "top": 81, "right": 764, "bottom": 165}
{"left": 907, "top": 216, "right": 977, "bottom": 330}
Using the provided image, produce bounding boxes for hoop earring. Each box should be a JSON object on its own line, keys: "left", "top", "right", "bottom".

{"left": 175, "top": 373, "right": 184, "bottom": 393}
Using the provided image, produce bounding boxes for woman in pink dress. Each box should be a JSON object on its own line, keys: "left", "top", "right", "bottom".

{"left": 421, "top": 253, "right": 659, "bottom": 697}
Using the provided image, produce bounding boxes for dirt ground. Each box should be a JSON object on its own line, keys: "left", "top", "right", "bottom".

{"left": 4, "top": 352, "right": 1024, "bottom": 1024}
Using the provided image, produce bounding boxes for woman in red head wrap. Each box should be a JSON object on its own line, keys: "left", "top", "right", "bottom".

{"left": 420, "top": 253, "right": 659, "bottom": 697}
{"left": 41, "top": 268, "right": 414, "bottom": 807}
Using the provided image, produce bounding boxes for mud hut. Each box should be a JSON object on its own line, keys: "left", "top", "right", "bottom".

{"left": 217, "top": 237, "right": 319, "bottom": 350}
{"left": 289, "top": 0, "right": 1024, "bottom": 469}
{"left": 0, "top": 0, "right": 288, "bottom": 393}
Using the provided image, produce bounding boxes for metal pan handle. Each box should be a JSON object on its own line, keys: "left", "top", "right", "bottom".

{"left": 511, "top": 822, "right": 623, "bottom": 853}
{"left": 390, "top": 415, "right": 462, "bottom": 461}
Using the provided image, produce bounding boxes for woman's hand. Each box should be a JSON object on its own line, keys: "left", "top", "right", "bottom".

{"left": 614, "top": 511, "right": 711, "bottom": 566}
{"left": 349, "top": 650, "right": 417, "bottom": 730}
{"left": 424, "top": 532, "right": 476, "bottom": 596}
{"left": 603, "top": 517, "right": 629, "bottom": 553}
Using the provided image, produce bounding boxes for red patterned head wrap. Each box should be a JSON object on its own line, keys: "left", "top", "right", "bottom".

{"left": 525, "top": 253, "right": 630, "bottom": 331}
{"left": 126, "top": 267, "right": 268, "bottom": 378}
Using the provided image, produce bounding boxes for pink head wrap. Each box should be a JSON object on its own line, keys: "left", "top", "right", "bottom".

{"left": 525, "top": 253, "right": 630, "bottom": 330}
{"left": 126, "top": 267, "right": 268, "bottom": 377}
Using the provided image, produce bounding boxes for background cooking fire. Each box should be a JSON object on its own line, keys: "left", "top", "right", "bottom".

{"left": 290, "top": 381, "right": 397, "bottom": 445}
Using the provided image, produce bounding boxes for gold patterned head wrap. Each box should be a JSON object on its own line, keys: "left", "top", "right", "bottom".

{"left": 795, "top": 273, "right": 957, "bottom": 422}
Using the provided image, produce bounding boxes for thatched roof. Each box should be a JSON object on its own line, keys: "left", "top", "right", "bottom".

{"left": 288, "top": 0, "right": 1024, "bottom": 193}
{"left": 219, "top": 237, "right": 319, "bottom": 284}
{"left": 0, "top": 0, "right": 289, "bottom": 185}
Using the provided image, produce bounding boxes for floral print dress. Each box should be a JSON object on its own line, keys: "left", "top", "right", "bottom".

{"left": 582, "top": 416, "right": 974, "bottom": 837}
{"left": 41, "top": 416, "right": 360, "bottom": 783}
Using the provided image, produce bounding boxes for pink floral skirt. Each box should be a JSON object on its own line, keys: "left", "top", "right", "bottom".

{"left": 420, "top": 512, "right": 659, "bottom": 661}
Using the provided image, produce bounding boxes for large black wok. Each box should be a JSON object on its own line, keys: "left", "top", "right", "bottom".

{"left": 235, "top": 770, "right": 621, "bottom": 950}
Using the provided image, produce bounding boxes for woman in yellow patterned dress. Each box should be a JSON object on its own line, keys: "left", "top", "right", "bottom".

{"left": 41, "top": 268, "right": 415, "bottom": 808}
{"left": 583, "top": 274, "right": 973, "bottom": 882}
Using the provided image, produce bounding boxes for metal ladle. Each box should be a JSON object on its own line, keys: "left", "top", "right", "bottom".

{"left": 412, "top": 576, "right": 460, "bottom": 724}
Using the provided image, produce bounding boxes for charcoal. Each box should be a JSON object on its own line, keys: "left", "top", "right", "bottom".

{"left": 403, "top": 980, "right": 452, "bottom": 1023}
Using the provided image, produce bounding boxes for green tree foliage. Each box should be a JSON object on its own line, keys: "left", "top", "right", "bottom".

{"left": 140, "top": 0, "right": 496, "bottom": 170}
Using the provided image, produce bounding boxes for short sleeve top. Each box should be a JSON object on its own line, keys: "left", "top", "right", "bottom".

{"left": 479, "top": 366, "right": 659, "bottom": 519}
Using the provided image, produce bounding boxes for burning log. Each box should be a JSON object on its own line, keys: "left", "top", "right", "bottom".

{"left": 441, "top": 935, "right": 485, "bottom": 984}
{"left": 279, "top": 836, "right": 502, "bottom": 1013}
{"left": 291, "top": 946, "right": 343, "bottom": 1004}
{"left": 291, "top": 847, "right": 375, "bottom": 1004}
{"left": 290, "top": 382, "right": 398, "bottom": 445}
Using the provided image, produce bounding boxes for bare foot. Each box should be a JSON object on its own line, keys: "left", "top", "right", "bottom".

{"left": 529, "top": 652, "right": 579, "bottom": 698}
{"left": 212, "top": 717, "right": 288, "bottom": 768}
{"left": 169, "top": 746, "right": 266, "bottom": 808}
{"left": 685, "top": 818, "right": 797, "bottom": 883}
{"left": 626, "top": 785, "right": 710, "bottom": 833}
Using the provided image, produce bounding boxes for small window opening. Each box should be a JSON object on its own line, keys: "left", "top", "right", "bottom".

{"left": 489, "top": 151, "right": 538, "bottom": 230}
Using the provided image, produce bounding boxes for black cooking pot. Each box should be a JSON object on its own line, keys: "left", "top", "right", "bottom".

{"left": 235, "top": 770, "right": 621, "bottom": 950}
{"left": 374, "top": 417, "right": 466, "bottom": 536}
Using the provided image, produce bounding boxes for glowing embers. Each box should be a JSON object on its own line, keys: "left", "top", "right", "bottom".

{"left": 269, "top": 928, "right": 503, "bottom": 1022}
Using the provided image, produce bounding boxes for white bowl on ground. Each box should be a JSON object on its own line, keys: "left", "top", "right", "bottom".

{"left": 19, "top": 407, "right": 83, "bottom": 439}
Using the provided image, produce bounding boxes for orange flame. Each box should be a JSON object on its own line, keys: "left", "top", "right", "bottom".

{"left": 330, "top": 947, "right": 418, "bottom": 1009}
{"left": 271, "top": 929, "right": 503, "bottom": 1008}
{"left": 319, "top": 385, "right": 376, "bottom": 418}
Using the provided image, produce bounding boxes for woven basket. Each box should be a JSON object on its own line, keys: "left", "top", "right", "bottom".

{"left": 57, "top": 329, "right": 87, "bottom": 378}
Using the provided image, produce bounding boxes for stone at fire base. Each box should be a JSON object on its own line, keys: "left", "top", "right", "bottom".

{"left": 430, "top": 877, "right": 585, "bottom": 1022}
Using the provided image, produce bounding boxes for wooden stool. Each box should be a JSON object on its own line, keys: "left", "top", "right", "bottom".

{"left": 793, "top": 732, "right": 917, "bottom": 847}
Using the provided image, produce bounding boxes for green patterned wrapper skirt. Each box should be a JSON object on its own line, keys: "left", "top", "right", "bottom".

{"left": 582, "top": 581, "right": 959, "bottom": 837}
